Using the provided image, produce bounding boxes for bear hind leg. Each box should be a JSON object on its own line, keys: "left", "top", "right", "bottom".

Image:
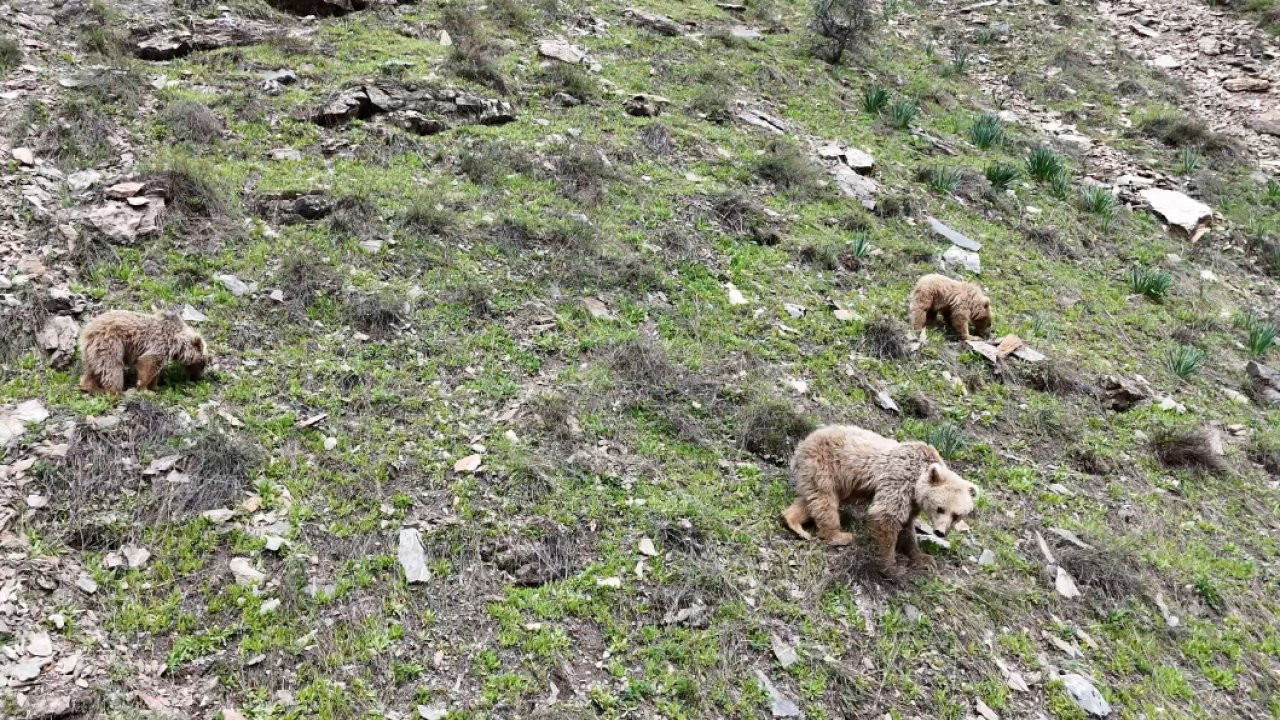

{"left": 808, "top": 492, "right": 853, "bottom": 546}
{"left": 870, "top": 515, "right": 906, "bottom": 577}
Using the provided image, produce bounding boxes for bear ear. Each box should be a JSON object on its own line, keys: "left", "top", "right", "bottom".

{"left": 929, "top": 464, "right": 947, "bottom": 486}
{"left": 968, "top": 485, "right": 978, "bottom": 498}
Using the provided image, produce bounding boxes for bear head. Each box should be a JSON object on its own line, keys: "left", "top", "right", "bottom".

{"left": 917, "top": 463, "right": 978, "bottom": 536}
{"left": 160, "top": 311, "right": 209, "bottom": 379}
{"left": 970, "top": 290, "right": 992, "bottom": 337}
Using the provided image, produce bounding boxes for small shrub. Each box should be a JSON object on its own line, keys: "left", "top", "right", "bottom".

{"left": 1194, "top": 575, "right": 1226, "bottom": 612}
{"left": 1137, "top": 112, "right": 1239, "bottom": 159}
{"left": 449, "top": 44, "right": 508, "bottom": 93}
{"left": 974, "top": 27, "right": 994, "bottom": 45}
{"left": 755, "top": 139, "right": 819, "bottom": 193}
{"left": 811, "top": 0, "right": 873, "bottom": 65}
{"left": 862, "top": 320, "right": 908, "bottom": 359}
{"left": 344, "top": 292, "right": 405, "bottom": 338}
{"left": 0, "top": 37, "right": 21, "bottom": 69}
{"left": 161, "top": 100, "right": 224, "bottom": 145}
{"left": 1264, "top": 178, "right": 1280, "bottom": 205}
{"left": 921, "top": 166, "right": 961, "bottom": 195}
{"left": 142, "top": 155, "right": 230, "bottom": 225}
{"left": 491, "top": 0, "right": 534, "bottom": 30}
{"left": 1025, "top": 146, "right": 1065, "bottom": 183}
{"left": 985, "top": 162, "right": 1019, "bottom": 190}
{"left": 968, "top": 114, "right": 1004, "bottom": 149}
{"left": 1128, "top": 267, "right": 1172, "bottom": 301}
{"left": 1163, "top": 345, "right": 1207, "bottom": 380}
{"left": 554, "top": 148, "right": 616, "bottom": 204}
{"left": 690, "top": 85, "right": 734, "bottom": 123}
{"left": 1176, "top": 147, "right": 1201, "bottom": 175}
{"left": 542, "top": 63, "right": 597, "bottom": 101}
{"left": 888, "top": 98, "right": 917, "bottom": 130}
{"left": 862, "top": 85, "right": 890, "bottom": 115}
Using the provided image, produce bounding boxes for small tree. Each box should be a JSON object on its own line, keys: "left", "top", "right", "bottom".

{"left": 812, "top": 0, "right": 872, "bottom": 64}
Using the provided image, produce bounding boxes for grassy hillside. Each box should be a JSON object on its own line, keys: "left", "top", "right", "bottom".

{"left": 2, "top": 0, "right": 1280, "bottom": 718}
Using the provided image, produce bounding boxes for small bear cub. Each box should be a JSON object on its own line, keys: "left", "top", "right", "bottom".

{"left": 909, "top": 273, "right": 992, "bottom": 342}
{"left": 78, "top": 310, "right": 208, "bottom": 394}
{"left": 781, "top": 425, "right": 979, "bottom": 577}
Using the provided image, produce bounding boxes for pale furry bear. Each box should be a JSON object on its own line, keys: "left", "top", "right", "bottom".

{"left": 78, "top": 310, "right": 208, "bottom": 394}
{"left": 781, "top": 425, "right": 979, "bottom": 577}
{"left": 908, "top": 273, "right": 991, "bottom": 341}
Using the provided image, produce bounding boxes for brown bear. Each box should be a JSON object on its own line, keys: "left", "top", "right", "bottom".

{"left": 78, "top": 310, "right": 208, "bottom": 394}
{"left": 909, "top": 273, "right": 991, "bottom": 341}
{"left": 781, "top": 425, "right": 979, "bottom": 577}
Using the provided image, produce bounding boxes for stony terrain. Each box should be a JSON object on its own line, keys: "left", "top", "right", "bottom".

{"left": 1, "top": 0, "right": 1279, "bottom": 717}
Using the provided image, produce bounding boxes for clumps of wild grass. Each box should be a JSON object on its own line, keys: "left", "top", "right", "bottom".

{"left": 1016, "top": 360, "right": 1090, "bottom": 397}
{"left": 1137, "top": 112, "right": 1240, "bottom": 159}
{"left": 909, "top": 421, "right": 967, "bottom": 459}
{"left": 1233, "top": 311, "right": 1277, "bottom": 357}
{"left": 1266, "top": 178, "right": 1280, "bottom": 206}
{"left": 862, "top": 85, "right": 890, "bottom": 115}
{"left": 1078, "top": 186, "right": 1118, "bottom": 229}
{"left": 279, "top": 253, "right": 339, "bottom": 316}
{"left": 811, "top": 0, "right": 873, "bottom": 65}
{"left": 968, "top": 113, "right": 1004, "bottom": 149}
{"left": 490, "top": 0, "right": 534, "bottom": 30}
{"left": 399, "top": 194, "right": 455, "bottom": 237}
{"left": 754, "top": 139, "right": 820, "bottom": 194}
{"left": 344, "top": 292, "right": 405, "bottom": 338}
{"left": 1176, "top": 147, "right": 1201, "bottom": 176}
{"left": 944, "top": 46, "right": 970, "bottom": 76}
{"left": 1149, "top": 426, "right": 1226, "bottom": 474}
{"left": 918, "top": 166, "right": 961, "bottom": 196}
{"left": 442, "top": 6, "right": 508, "bottom": 93}
{"left": 1127, "top": 267, "right": 1172, "bottom": 302}
{"left": 21, "top": 99, "right": 114, "bottom": 169}
{"left": 985, "top": 162, "right": 1019, "bottom": 191}
{"left": 161, "top": 100, "right": 224, "bottom": 145}
{"left": 0, "top": 37, "right": 22, "bottom": 69}
{"left": 605, "top": 337, "right": 721, "bottom": 442}
{"left": 861, "top": 319, "right": 909, "bottom": 359}
{"left": 542, "top": 63, "right": 597, "bottom": 102}
{"left": 739, "top": 398, "right": 815, "bottom": 461}
{"left": 888, "top": 98, "right": 918, "bottom": 130}
{"left": 1025, "top": 146, "right": 1066, "bottom": 183}
{"left": 526, "top": 393, "right": 577, "bottom": 443}
{"left": 799, "top": 236, "right": 868, "bottom": 271}
{"left": 1163, "top": 344, "right": 1207, "bottom": 380}
{"left": 1055, "top": 545, "right": 1146, "bottom": 602}
{"left": 154, "top": 429, "right": 263, "bottom": 521}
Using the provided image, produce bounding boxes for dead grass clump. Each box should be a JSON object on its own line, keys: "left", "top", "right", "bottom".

{"left": 457, "top": 140, "right": 536, "bottom": 184}
{"left": 711, "top": 192, "right": 766, "bottom": 236}
{"left": 861, "top": 319, "right": 910, "bottom": 360}
{"left": 343, "top": 292, "right": 405, "bottom": 338}
{"left": 161, "top": 100, "right": 224, "bottom": 145}
{"left": 140, "top": 156, "right": 231, "bottom": 227}
{"left": 326, "top": 193, "right": 380, "bottom": 242}
{"left": 1248, "top": 436, "right": 1280, "bottom": 475}
{"left": 1025, "top": 226, "right": 1076, "bottom": 259}
{"left": 526, "top": 393, "right": 577, "bottom": 443}
{"left": 739, "top": 398, "right": 815, "bottom": 461}
{"left": 754, "top": 138, "right": 820, "bottom": 194}
{"left": 638, "top": 122, "right": 674, "bottom": 155}
{"left": 0, "top": 37, "right": 22, "bottom": 69}
{"left": 0, "top": 287, "right": 49, "bottom": 362}
{"left": 399, "top": 194, "right": 456, "bottom": 237}
{"left": 483, "top": 529, "right": 583, "bottom": 586}
{"left": 1137, "top": 113, "right": 1241, "bottom": 159}
{"left": 606, "top": 337, "right": 721, "bottom": 442}
{"left": 22, "top": 99, "right": 115, "bottom": 169}
{"left": 280, "top": 253, "right": 339, "bottom": 314}
{"left": 899, "top": 390, "right": 936, "bottom": 419}
{"left": 1149, "top": 427, "right": 1227, "bottom": 474}
{"left": 1056, "top": 545, "right": 1146, "bottom": 602}
{"left": 152, "top": 429, "right": 261, "bottom": 521}
{"left": 553, "top": 148, "right": 617, "bottom": 204}
{"left": 541, "top": 63, "right": 597, "bottom": 102}
{"left": 1016, "top": 361, "right": 1091, "bottom": 397}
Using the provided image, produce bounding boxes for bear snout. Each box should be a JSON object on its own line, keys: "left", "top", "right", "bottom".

{"left": 933, "top": 528, "right": 948, "bottom": 538}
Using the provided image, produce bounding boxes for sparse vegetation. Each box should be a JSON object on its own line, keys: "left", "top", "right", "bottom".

{"left": 921, "top": 166, "right": 962, "bottom": 195}
{"left": 0, "top": 37, "right": 21, "bottom": 69}
{"left": 1235, "top": 311, "right": 1277, "bottom": 356}
{"left": 755, "top": 138, "right": 820, "bottom": 192}
{"left": 161, "top": 100, "right": 224, "bottom": 145}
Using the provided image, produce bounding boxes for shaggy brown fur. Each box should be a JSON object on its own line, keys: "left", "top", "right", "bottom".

{"left": 781, "top": 425, "right": 979, "bottom": 577}
{"left": 908, "top": 273, "right": 991, "bottom": 341}
{"left": 78, "top": 310, "right": 207, "bottom": 394}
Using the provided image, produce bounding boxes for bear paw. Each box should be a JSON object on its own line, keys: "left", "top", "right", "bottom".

{"left": 823, "top": 532, "right": 855, "bottom": 547}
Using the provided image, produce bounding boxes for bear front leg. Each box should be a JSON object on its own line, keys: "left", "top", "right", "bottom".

{"left": 135, "top": 355, "right": 165, "bottom": 391}
{"left": 896, "top": 525, "right": 935, "bottom": 570}
{"left": 79, "top": 372, "right": 103, "bottom": 394}
{"left": 949, "top": 310, "right": 972, "bottom": 341}
{"left": 781, "top": 499, "right": 813, "bottom": 540}
{"left": 870, "top": 515, "right": 906, "bottom": 577}
{"left": 807, "top": 492, "right": 853, "bottom": 546}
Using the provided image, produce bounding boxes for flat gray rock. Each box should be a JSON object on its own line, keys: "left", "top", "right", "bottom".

{"left": 1061, "top": 673, "right": 1111, "bottom": 717}
{"left": 928, "top": 216, "right": 982, "bottom": 251}
{"left": 755, "top": 669, "right": 802, "bottom": 718}
{"left": 398, "top": 528, "right": 431, "bottom": 584}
